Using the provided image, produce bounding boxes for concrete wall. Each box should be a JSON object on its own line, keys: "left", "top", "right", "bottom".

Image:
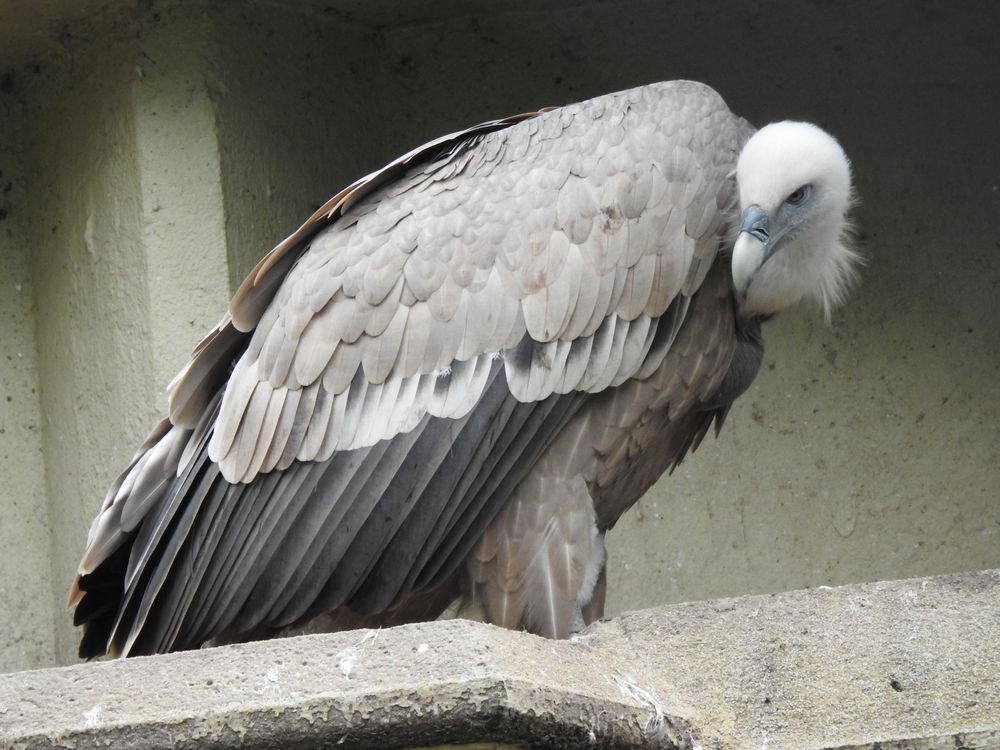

{"left": 0, "top": 76, "right": 54, "bottom": 673}
{"left": 208, "top": 3, "right": 385, "bottom": 287}
{"left": 23, "top": 15, "right": 157, "bottom": 667}
{"left": 0, "top": 0, "right": 998, "bottom": 672}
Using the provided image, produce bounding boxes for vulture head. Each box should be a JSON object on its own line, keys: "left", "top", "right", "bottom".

{"left": 731, "top": 121, "right": 859, "bottom": 320}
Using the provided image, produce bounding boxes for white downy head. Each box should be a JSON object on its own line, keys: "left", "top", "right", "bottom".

{"left": 731, "top": 121, "right": 860, "bottom": 320}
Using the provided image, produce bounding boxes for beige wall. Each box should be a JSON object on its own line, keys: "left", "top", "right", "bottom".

{"left": 1, "top": 0, "right": 998, "bottom": 672}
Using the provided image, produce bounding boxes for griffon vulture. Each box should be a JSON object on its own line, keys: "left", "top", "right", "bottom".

{"left": 70, "top": 81, "right": 858, "bottom": 657}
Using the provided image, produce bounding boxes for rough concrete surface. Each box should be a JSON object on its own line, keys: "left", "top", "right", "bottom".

{"left": 0, "top": 0, "right": 122, "bottom": 66}
{"left": 130, "top": 4, "right": 233, "bottom": 400}
{"left": 0, "top": 72, "right": 54, "bottom": 673}
{"left": 21, "top": 17, "right": 170, "bottom": 666}
{"left": 208, "top": 2, "right": 385, "bottom": 288}
{"left": 2, "top": 570, "right": 998, "bottom": 749}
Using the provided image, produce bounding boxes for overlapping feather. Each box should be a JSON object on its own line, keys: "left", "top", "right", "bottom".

{"left": 203, "top": 81, "right": 742, "bottom": 483}
{"left": 73, "top": 80, "right": 752, "bottom": 656}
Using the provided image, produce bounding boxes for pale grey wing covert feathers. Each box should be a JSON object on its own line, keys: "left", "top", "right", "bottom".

{"left": 71, "top": 80, "right": 749, "bottom": 657}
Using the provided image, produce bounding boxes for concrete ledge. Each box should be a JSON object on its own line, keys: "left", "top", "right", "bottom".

{"left": 2, "top": 570, "right": 999, "bottom": 749}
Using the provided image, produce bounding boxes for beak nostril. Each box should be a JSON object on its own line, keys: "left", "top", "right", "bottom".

{"left": 738, "top": 204, "right": 770, "bottom": 244}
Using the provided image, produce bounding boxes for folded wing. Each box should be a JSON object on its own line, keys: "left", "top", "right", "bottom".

{"left": 71, "top": 80, "right": 747, "bottom": 656}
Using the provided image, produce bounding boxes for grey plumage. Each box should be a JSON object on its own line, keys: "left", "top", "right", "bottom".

{"left": 71, "top": 80, "right": 857, "bottom": 657}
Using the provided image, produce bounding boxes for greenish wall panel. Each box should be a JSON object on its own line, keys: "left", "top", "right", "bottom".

{"left": 208, "top": 3, "right": 385, "bottom": 290}
{"left": 131, "top": 3, "right": 232, "bottom": 402}
{"left": 0, "top": 92, "right": 55, "bottom": 672}
{"left": 24, "top": 27, "right": 158, "bottom": 664}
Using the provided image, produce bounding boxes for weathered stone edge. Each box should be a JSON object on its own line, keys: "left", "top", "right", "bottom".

{"left": 826, "top": 728, "right": 1000, "bottom": 750}
{"left": 4, "top": 569, "right": 1000, "bottom": 749}
{"left": 3, "top": 675, "right": 686, "bottom": 750}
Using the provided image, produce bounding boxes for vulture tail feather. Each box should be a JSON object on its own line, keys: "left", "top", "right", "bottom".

{"left": 190, "top": 460, "right": 325, "bottom": 642}
{"left": 225, "top": 442, "right": 392, "bottom": 634}
{"left": 399, "top": 374, "right": 545, "bottom": 593}
{"left": 267, "top": 421, "right": 432, "bottom": 627}
{"left": 416, "top": 377, "right": 588, "bottom": 591}
{"left": 132, "top": 468, "right": 232, "bottom": 654}
{"left": 115, "top": 460, "right": 222, "bottom": 656}
{"left": 352, "top": 364, "right": 519, "bottom": 613}
{"left": 343, "top": 363, "right": 512, "bottom": 615}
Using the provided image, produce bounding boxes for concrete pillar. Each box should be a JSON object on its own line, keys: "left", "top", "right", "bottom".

{"left": 23, "top": 22, "right": 156, "bottom": 668}
{"left": 0, "top": 79, "right": 54, "bottom": 673}
{"left": 131, "top": 2, "right": 232, "bottom": 398}
{"left": 20, "top": 3, "right": 236, "bottom": 664}
{"left": 3, "top": 0, "right": 391, "bottom": 668}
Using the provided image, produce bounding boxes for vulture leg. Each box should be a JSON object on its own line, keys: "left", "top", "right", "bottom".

{"left": 466, "top": 469, "right": 606, "bottom": 639}
{"left": 580, "top": 560, "right": 607, "bottom": 625}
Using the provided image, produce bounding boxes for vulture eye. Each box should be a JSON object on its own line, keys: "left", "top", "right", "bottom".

{"left": 785, "top": 185, "right": 809, "bottom": 206}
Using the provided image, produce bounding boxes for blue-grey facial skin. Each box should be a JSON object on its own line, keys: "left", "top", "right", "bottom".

{"left": 739, "top": 184, "right": 813, "bottom": 270}
{"left": 733, "top": 185, "right": 816, "bottom": 298}
{"left": 771, "top": 183, "right": 814, "bottom": 251}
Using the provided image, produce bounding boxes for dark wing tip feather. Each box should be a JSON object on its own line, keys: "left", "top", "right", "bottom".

{"left": 73, "top": 541, "right": 132, "bottom": 658}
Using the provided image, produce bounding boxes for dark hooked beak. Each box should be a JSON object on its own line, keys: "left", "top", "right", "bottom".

{"left": 739, "top": 204, "right": 770, "bottom": 244}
